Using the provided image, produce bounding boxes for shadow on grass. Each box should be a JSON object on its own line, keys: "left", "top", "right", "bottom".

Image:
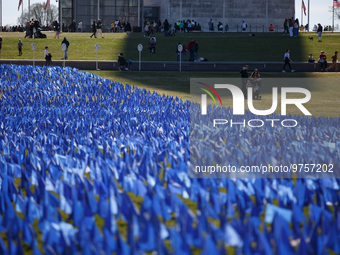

{"left": 95, "top": 71, "right": 333, "bottom": 96}
{"left": 89, "top": 70, "right": 340, "bottom": 117}
{"left": 120, "top": 32, "right": 331, "bottom": 62}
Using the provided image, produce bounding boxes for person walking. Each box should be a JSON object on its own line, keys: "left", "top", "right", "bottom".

{"left": 294, "top": 19, "right": 299, "bottom": 37}
{"left": 17, "top": 39, "right": 23, "bottom": 56}
{"left": 282, "top": 49, "right": 295, "bottom": 72}
{"left": 208, "top": 19, "right": 213, "bottom": 31}
{"left": 96, "top": 19, "right": 104, "bottom": 38}
{"left": 53, "top": 20, "right": 60, "bottom": 39}
{"left": 288, "top": 18, "right": 294, "bottom": 37}
{"left": 163, "top": 19, "right": 169, "bottom": 37}
{"left": 187, "top": 20, "right": 192, "bottom": 32}
{"left": 180, "top": 20, "right": 184, "bottom": 33}
{"left": 194, "top": 40, "right": 199, "bottom": 62}
{"left": 125, "top": 22, "right": 132, "bottom": 38}
{"left": 240, "top": 65, "right": 249, "bottom": 97}
{"left": 149, "top": 34, "right": 156, "bottom": 54}
{"left": 187, "top": 38, "right": 197, "bottom": 62}
{"left": 120, "top": 21, "right": 125, "bottom": 32}
{"left": 242, "top": 21, "right": 247, "bottom": 31}
{"left": 0, "top": 36, "right": 2, "bottom": 57}
{"left": 117, "top": 20, "right": 121, "bottom": 32}
{"left": 61, "top": 37, "right": 70, "bottom": 59}
{"left": 90, "top": 20, "right": 97, "bottom": 38}
{"left": 326, "top": 51, "right": 338, "bottom": 72}
{"left": 24, "top": 22, "right": 30, "bottom": 38}
{"left": 283, "top": 18, "right": 288, "bottom": 35}
{"left": 78, "top": 21, "right": 82, "bottom": 32}
{"left": 181, "top": 42, "right": 188, "bottom": 61}
{"left": 150, "top": 21, "right": 155, "bottom": 34}
{"left": 44, "top": 46, "right": 52, "bottom": 66}
{"left": 144, "top": 22, "right": 150, "bottom": 38}
{"left": 317, "top": 23, "right": 323, "bottom": 42}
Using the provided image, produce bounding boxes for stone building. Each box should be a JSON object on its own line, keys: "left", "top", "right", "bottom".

{"left": 59, "top": 0, "right": 295, "bottom": 32}
{"left": 144, "top": 0, "right": 295, "bottom": 31}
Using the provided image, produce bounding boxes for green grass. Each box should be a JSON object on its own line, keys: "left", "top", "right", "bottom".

{"left": 88, "top": 70, "right": 340, "bottom": 118}
{"left": 0, "top": 32, "right": 340, "bottom": 62}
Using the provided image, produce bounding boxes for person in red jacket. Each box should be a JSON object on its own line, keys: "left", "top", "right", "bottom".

{"left": 269, "top": 24, "right": 274, "bottom": 31}
{"left": 187, "top": 38, "right": 197, "bottom": 62}
{"left": 318, "top": 50, "right": 327, "bottom": 72}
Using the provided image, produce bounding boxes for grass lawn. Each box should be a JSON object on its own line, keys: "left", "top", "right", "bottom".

{"left": 0, "top": 31, "right": 340, "bottom": 62}
{"left": 88, "top": 70, "right": 340, "bottom": 118}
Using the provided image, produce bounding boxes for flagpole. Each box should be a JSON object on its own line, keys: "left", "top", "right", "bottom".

{"left": 223, "top": 0, "right": 225, "bottom": 33}
{"left": 60, "top": 0, "right": 62, "bottom": 30}
{"left": 28, "top": 0, "right": 30, "bottom": 21}
{"left": 22, "top": 0, "right": 23, "bottom": 26}
{"left": 0, "top": 0, "right": 2, "bottom": 29}
{"left": 301, "top": 0, "right": 303, "bottom": 27}
{"left": 307, "top": 0, "right": 310, "bottom": 31}
{"left": 332, "top": 0, "right": 334, "bottom": 33}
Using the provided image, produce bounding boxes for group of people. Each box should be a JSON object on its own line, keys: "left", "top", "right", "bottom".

{"left": 91, "top": 19, "right": 131, "bottom": 38}
{"left": 110, "top": 20, "right": 128, "bottom": 33}
{"left": 145, "top": 34, "right": 199, "bottom": 61}
{"left": 176, "top": 38, "right": 199, "bottom": 62}
{"left": 308, "top": 51, "right": 338, "bottom": 72}
{"left": 43, "top": 37, "right": 70, "bottom": 66}
{"left": 2, "top": 25, "right": 25, "bottom": 32}
{"left": 90, "top": 19, "right": 104, "bottom": 38}
{"left": 175, "top": 20, "right": 201, "bottom": 32}
{"left": 23, "top": 19, "right": 46, "bottom": 39}
{"left": 240, "top": 65, "right": 261, "bottom": 100}
{"left": 143, "top": 19, "right": 202, "bottom": 36}
{"left": 208, "top": 20, "right": 227, "bottom": 31}
{"left": 312, "top": 24, "right": 333, "bottom": 32}
{"left": 144, "top": 21, "right": 156, "bottom": 38}
{"left": 52, "top": 20, "right": 82, "bottom": 38}
{"left": 283, "top": 18, "right": 300, "bottom": 37}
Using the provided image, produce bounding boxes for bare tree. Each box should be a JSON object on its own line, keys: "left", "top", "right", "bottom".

{"left": 335, "top": 7, "right": 340, "bottom": 20}
{"left": 17, "top": 4, "right": 58, "bottom": 26}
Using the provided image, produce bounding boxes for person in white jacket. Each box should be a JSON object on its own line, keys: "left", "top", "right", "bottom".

{"left": 282, "top": 49, "right": 295, "bottom": 72}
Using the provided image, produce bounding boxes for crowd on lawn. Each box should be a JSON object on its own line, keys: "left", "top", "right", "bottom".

{"left": 239, "top": 47, "right": 338, "bottom": 100}
{"left": 142, "top": 19, "right": 204, "bottom": 38}
{"left": 0, "top": 17, "right": 338, "bottom": 72}
{"left": 308, "top": 50, "right": 339, "bottom": 72}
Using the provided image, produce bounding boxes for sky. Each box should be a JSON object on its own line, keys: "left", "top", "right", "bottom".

{"left": 1, "top": 0, "right": 339, "bottom": 29}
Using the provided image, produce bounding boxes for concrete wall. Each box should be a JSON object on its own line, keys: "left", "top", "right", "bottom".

{"left": 144, "top": 0, "right": 295, "bottom": 31}
{"left": 0, "top": 60, "right": 333, "bottom": 73}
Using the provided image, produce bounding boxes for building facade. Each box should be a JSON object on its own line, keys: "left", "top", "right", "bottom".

{"left": 59, "top": 0, "right": 143, "bottom": 32}
{"left": 59, "top": 0, "right": 295, "bottom": 32}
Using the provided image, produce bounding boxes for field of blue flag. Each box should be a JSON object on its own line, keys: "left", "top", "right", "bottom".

{"left": 0, "top": 64, "right": 340, "bottom": 255}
